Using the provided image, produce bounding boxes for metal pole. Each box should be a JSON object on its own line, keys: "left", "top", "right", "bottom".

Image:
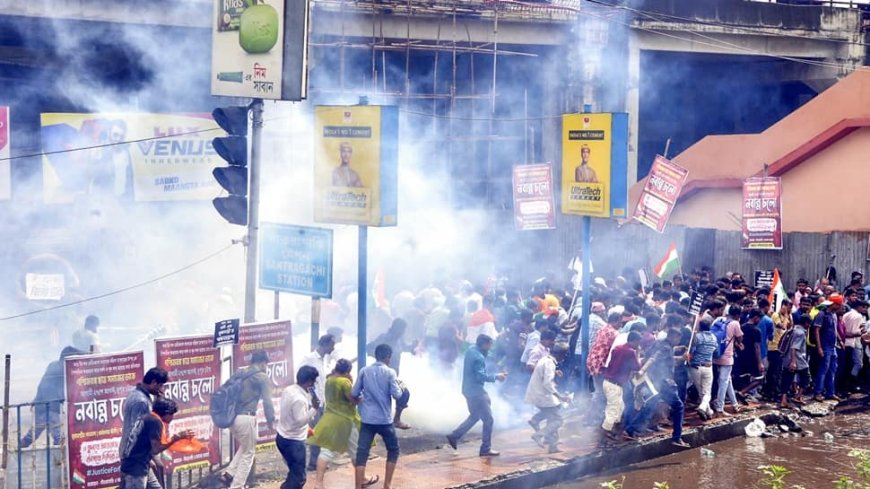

{"left": 273, "top": 291, "right": 280, "bottom": 320}
{"left": 2, "top": 354, "right": 9, "bottom": 472}
{"left": 245, "top": 99, "right": 264, "bottom": 323}
{"left": 311, "top": 298, "right": 321, "bottom": 352}
{"left": 579, "top": 217, "right": 592, "bottom": 393}
{"left": 358, "top": 226, "right": 368, "bottom": 371}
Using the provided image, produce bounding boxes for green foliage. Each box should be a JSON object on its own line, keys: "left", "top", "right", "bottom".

{"left": 758, "top": 465, "right": 792, "bottom": 489}
{"left": 652, "top": 483, "right": 670, "bottom": 489}
{"left": 600, "top": 477, "right": 624, "bottom": 489}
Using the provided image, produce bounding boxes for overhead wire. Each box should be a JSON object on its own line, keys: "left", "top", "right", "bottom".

{"left": 0, "top": 242, "right": 240, "bottom": 322}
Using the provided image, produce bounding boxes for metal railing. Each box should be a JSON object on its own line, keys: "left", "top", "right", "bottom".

{"left": 0, "top": 400, "right": 65, "bottom": 489}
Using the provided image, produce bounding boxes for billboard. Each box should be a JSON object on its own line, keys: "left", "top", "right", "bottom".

{"left": 40, "top": 113, "right": 221, "bottom": 204}
{"left": 65, "top": 351, "right": 144, "bottom": 489}
{"left": 742, "top": 177, "right": 782, "bottom": 249}
{"left": 232, "top": 321, "right": 293, "bottom": 450}
{"left": 260, "top": 223, "right": 333, "bottom": 297}
{"left": 512, "top": 164, "right": 556, "bottom": 231}
{"left": 632, "top": 155, "right": 689, "bottom": 233}
{"left": 0, "top": 106, "right": 10, "bottom": 200}
{"left": 313, "top": 106, "right": 398, "bottom": 227}
{"left": 155, "top": 335, "right": 222, "bottom": 473}
{"left": 210, "top": 0, "right": 309, "bottom": 100}
{"left": 561, "top": 113, "right": 629, "bottom": 218}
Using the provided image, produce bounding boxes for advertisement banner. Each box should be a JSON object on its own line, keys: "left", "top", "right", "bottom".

{"left": 632, "top": 155, "right": 689, "bottom": 233}
{"left": 512, "top": 164, "right": 556, "bottom": 230}
{"left": 232, "top": 321, "right": 293, "bottom": 450}
{"left": 65, "top": 351, "right": 144, "bottom": 489}
{"left": 260, "top": 223, "right": 334, "bottom": 297}
{"left": 313, "top": 106, "right": 398, "bottom": 227}
{"left": 155, "top": 335, "right": 221, "bottom": 473}
{"left": 0, "top": 106, "right": 10, "bottom": 200}
{"left": 742, "top": 177, "right": 782, "bottom": 249}
{"left": 561, "top": 113, "right": 629, "bottom": 218}
{"left": 210, "top": 0, "right": 309, "bottom": 100}
{"left": 40, "top": 113, "right": 220, "bottom": 204}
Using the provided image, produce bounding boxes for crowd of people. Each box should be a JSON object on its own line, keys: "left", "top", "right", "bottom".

{"left": 104, "top": 265, "right": 870, "bottom": 489}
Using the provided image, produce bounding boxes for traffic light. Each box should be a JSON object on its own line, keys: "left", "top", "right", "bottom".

{"left": 212, "top": 106, "right": 249, "bottom": 225}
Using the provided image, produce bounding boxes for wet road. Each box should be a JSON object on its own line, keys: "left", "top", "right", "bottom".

{"left": 552, "top": 408, "right": 870, "bottom": 489}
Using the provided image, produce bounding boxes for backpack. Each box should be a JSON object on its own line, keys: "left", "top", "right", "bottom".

{"left": 711, "top": 317, "right": 730, "bottom": 359}
{"left": 777, "top": 328, "right": 795, "bottom": 355}
{"left": 210, "top": 368, "right": 260, "bottom": 429}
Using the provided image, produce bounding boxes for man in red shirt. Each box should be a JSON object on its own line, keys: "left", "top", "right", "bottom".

{"left": 600, "top": 332, "right": 641, "bottom": 445}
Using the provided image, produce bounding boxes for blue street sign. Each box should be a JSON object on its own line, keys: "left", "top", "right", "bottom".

{"left": 259, "top": 223, "right": 333, "bottom": 298}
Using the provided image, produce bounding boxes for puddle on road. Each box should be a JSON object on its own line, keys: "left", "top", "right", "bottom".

{"left": 550, "top": 408, "right": 870, "bottom": 489}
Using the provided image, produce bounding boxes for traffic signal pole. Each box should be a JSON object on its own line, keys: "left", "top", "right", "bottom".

{"left": 245, "top": 99, "right": 264, "bottom": 323}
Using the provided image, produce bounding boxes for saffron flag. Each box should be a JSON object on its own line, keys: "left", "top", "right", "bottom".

{"left": 654, "top": 244, "right": 680, "bottom": 279}
{"left": 769, "top": 268, "right": 787, "bottom": 311}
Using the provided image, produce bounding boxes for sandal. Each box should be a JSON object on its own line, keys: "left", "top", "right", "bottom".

{"left": 362, "top": 475, "right": 380, "bottom": 488}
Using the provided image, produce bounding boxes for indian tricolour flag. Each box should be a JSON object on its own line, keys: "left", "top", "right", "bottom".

{"left": 769, "top": 268, "right": 787, "bottom": 310}
{"left": 71, "top": 469, "right": 86, "bottom": 485}
{"left": 654, "top": 243, "right": 681, "bottom": 279}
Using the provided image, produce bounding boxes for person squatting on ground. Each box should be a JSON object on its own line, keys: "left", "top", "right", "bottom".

{"left": 119, "top": 399, "right": 194, "bottom": 489}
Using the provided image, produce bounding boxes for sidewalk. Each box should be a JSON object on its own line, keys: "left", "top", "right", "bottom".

{"left": 254, "top": 401, "right": 779, "bottom": 489}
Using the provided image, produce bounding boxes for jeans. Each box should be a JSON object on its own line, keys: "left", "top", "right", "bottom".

{"left": 121, "top": 472, "right": 162, "bottom": 489}
{"left": 449, "top": 393, "right": 494, "bottom": 453}
{"left": 813, "top": 349, "right": 837, "bottom": 397}
{"left": 688, "top": 365, "right": 713, "bottom": 414}
{"left": 714, "top": 364, "right": 738, "bottom": 411}
{"left": 846, "top": 346, "right": 864, "bottom": 381}
{"left": 674, "top": 366, "right": 689, "bottom": 402}
{"left": 397, "top": 387, "right": 411, "bottom": 410}
{"left": 226, "top": 414, "right": 257, "bottom": 489}
{"left": 276, "top": 435, "right": 307, "bottom": 489}
{"left": 661, "top": 383, "right": 684, "bottom": 442}
{"left": 356, "top": 423, "right": 400, "bottom": 466}
{"left": 20, "top": 410, "right": 61, "bottom": 448}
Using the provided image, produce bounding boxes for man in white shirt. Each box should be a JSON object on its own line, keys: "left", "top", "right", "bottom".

{"left": 525, "top": 344, "right": 568, "bottom": 453}
{"left": 298, "top": 334, "right": 336, "bottom": 470}
{"left": 526, "top": 330, "right": 556, "bottom": 372}
{"left": 842, "top": 300, "right": 868, "bottom": 394}
{"left": 276, "top": 366, "right": 320, "bottom": 489}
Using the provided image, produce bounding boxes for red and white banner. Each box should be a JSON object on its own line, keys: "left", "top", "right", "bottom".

{"left": 65, "top": 352, "right": 144, "bottom": 489}
{"left": 512, "top": 163, "right": 556, "bottom": 231}
{"left": 155, "top": 335, "right": 222, "bottom": 473}
{"left": 742, "top": 177, "right": 782, "bottom": 249}
{"left": 232, "top": 320, "right": 294, "bottom": 450}
{"left": 632, "top": 155, "right": 689, "bottom": 233}
{"left": 0, "top": 106, "right": 10, "bottom": 200}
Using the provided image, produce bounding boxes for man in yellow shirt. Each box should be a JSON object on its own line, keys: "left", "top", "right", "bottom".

{"left": 766, "top": 299, "right": 793, "bottom": 399}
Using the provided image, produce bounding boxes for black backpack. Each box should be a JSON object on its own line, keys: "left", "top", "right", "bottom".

{"left": 210, "top": 368, "right": 260, "bottom": 429}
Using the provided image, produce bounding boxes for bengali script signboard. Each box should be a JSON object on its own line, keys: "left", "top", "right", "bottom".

{"left": 65, "top": 352, "right": 144, "bottom": 489}
{"left": 155, "top": 336, "right": 221, "bottom": 473}
{"left": 232, "top": 321, "right": 293, "bottom": 450}
{"left": 742, "top": 177, "right": 782, "bottom": 250}
{"left": 512, "top": 164, "right": 556, "bottom": 231}
{"left": 632, "top": 155, "right": 689, "bottom": 233}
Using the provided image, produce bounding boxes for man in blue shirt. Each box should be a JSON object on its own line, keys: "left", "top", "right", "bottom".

{"left": 446, "top": 334, "right": 506, "bottom": 457}
{"left": 812, "top": 295, "right": 842, "bottom": 401}
{"left": 757, "top": 298, "right": 775, "bottom": 362}
{"left": 351, "top": 344, "right": 403, "bottom": 489}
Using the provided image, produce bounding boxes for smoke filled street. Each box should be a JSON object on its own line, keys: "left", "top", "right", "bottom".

{"left": 2, "top": 1, "right": 870, "bottom": 489}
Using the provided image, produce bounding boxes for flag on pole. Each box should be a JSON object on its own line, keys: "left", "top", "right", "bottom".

{"left": 653, "top": 244, "right": 681, "bottom": 279}
{"left": 769, "top": 268, "right": 787, "bottom": 311}
{"left": 372, "top": 268, "right": 387, "bottom": 309}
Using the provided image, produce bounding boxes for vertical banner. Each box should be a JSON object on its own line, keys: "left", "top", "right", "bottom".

{"left": 742, "top": 177, "right": 782, "bottom": 250}
{"left": 40, "top": 113, "right": 220, "bottom": 204}
{"left": 313, "top": 106, "right": 398, "bottom": 227}
{"left": 561, "top": 113, "right": 629, "bottom": 218}
{"left": 0, "top": 106, "right": 10, "bottom": 200}
{"left": 512, "top": 163, "right": 556, "bottom": 230}
{"left": 65, "top": 352, "right": 144, "bottom": 489}
{"left": 632, "top": 155, "right": 689, "bottom": 233}
{"left": 232, "top": 321, "right": 293, "bottom": 450}
{"left": 155, "top": 336, "right": 222, "bottom": 473}
{"left": 210, "top": 0, "right": 309, "bottom": 100}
